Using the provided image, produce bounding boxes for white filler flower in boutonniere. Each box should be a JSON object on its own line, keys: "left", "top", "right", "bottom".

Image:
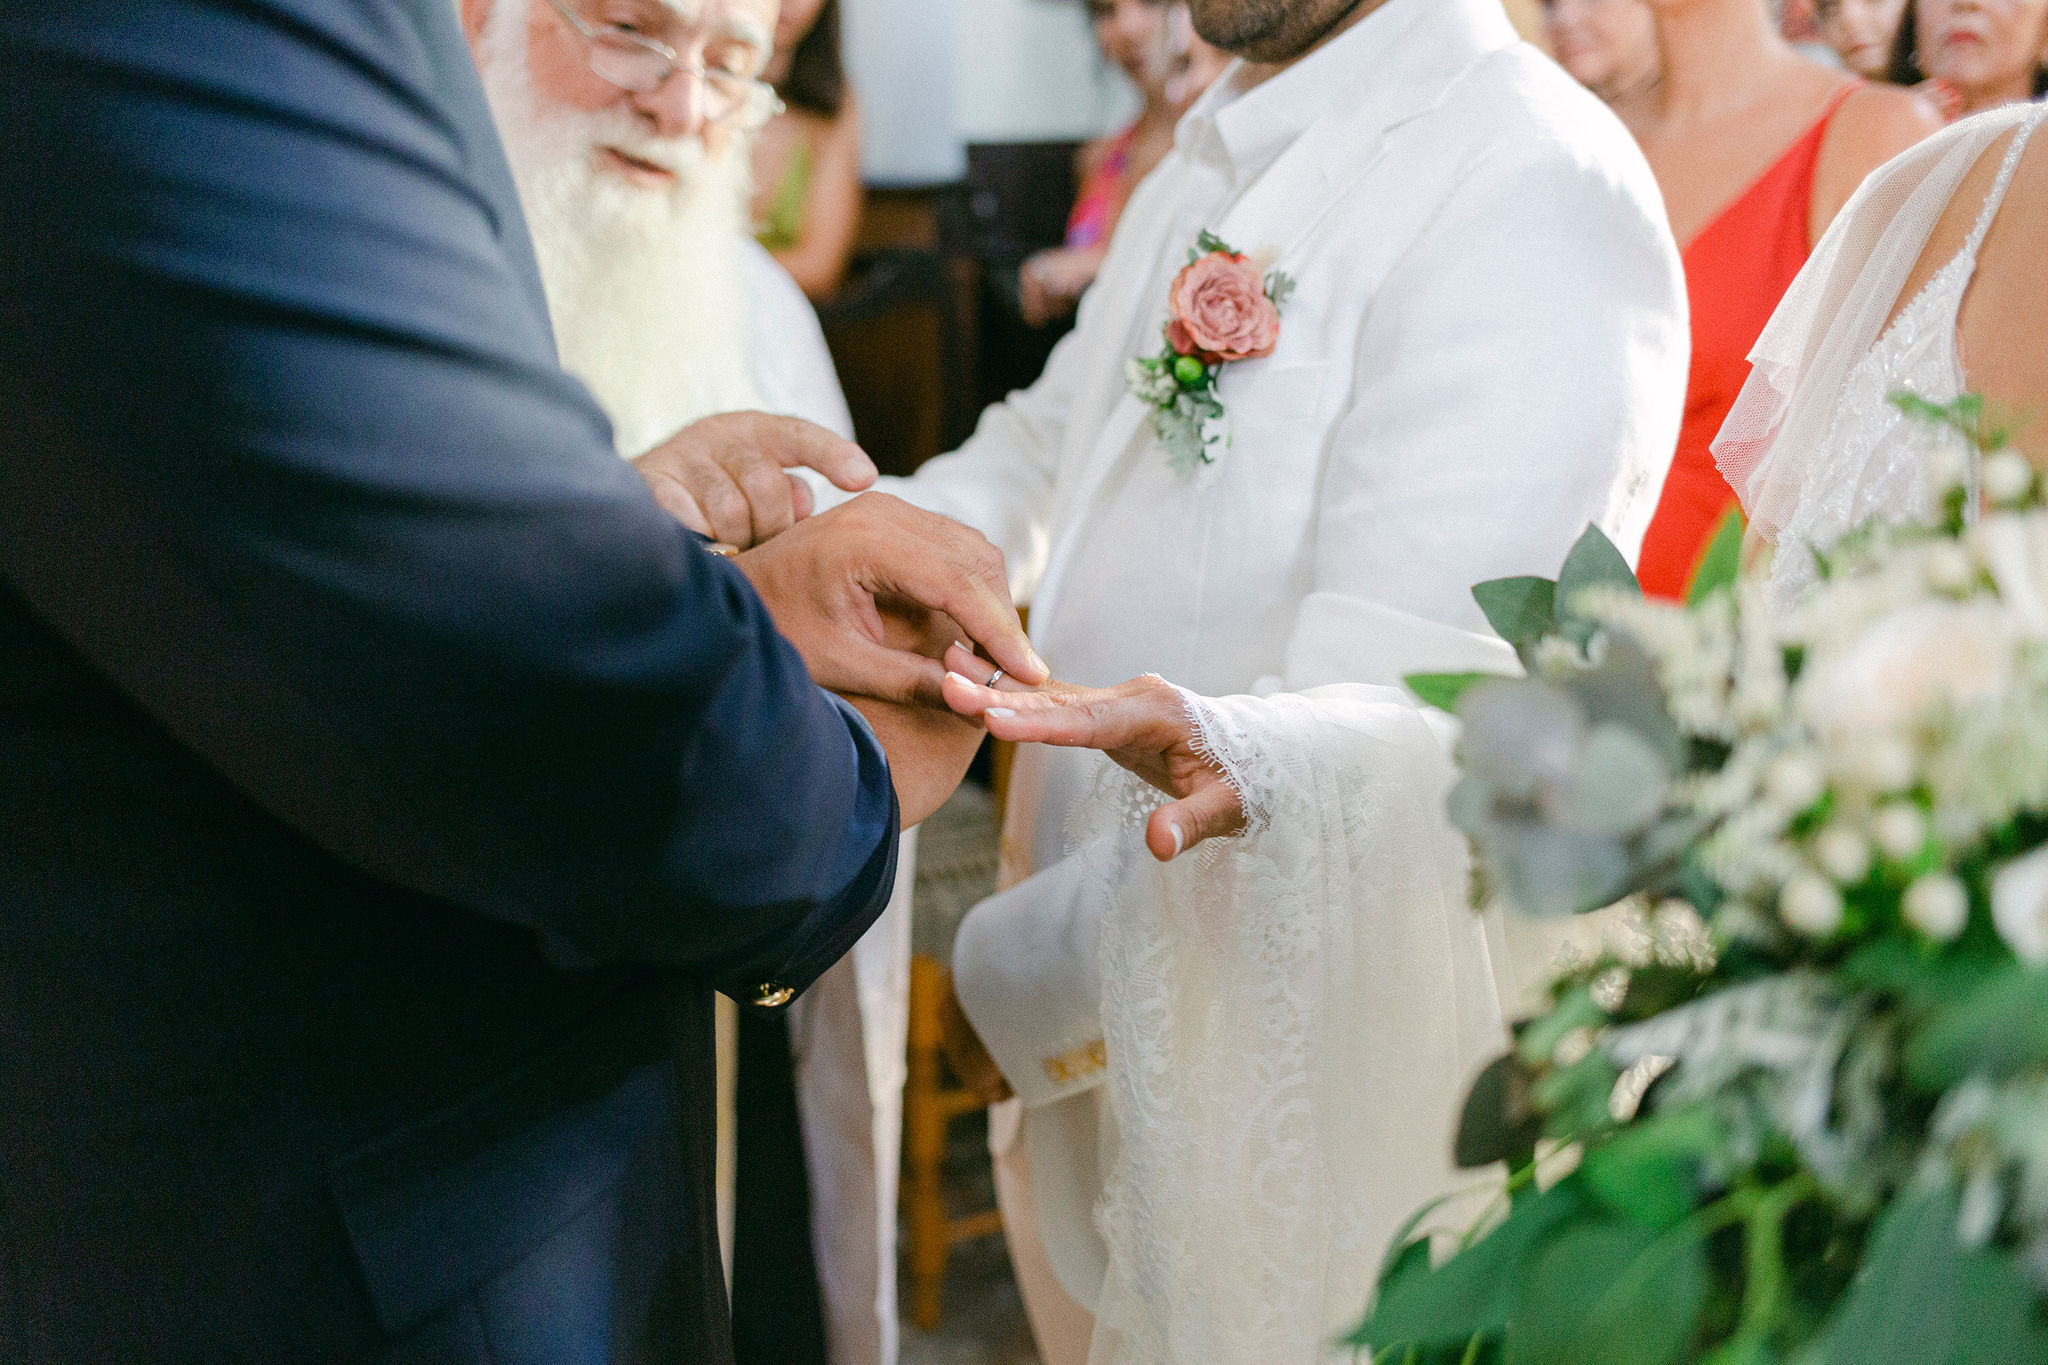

{"left": 1124, "top": 229, "right": 1295, "bottom": 480}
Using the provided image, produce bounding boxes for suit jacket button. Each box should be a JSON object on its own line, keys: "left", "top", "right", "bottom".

{"left": 752, "top": 982, "right": 795, "bottom": 1008}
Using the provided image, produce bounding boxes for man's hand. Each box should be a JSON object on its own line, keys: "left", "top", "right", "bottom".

{"left": 842, "top": 695, "right": 983, "bottom": 828}
{"left": 736, "top": 494, "right": 1046, "bottom": 706}
{"left": 635, "top": 411, "right": 876, "bottom": 548}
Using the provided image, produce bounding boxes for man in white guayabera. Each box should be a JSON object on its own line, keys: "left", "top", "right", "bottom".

{"left": 461, "top": 4, "right": 910, "bottom": 1363}
{"left": 653, "top": 0, "right": 1690, "bottom": 1359}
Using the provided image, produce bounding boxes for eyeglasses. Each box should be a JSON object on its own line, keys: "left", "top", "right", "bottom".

{"left": 543, "top": 0, "right": 785, "bottom": 129}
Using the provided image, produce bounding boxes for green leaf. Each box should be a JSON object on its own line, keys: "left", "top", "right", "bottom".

{"left": 1809, "top": 1185, "right": 2048, "bottom": 1365}
{"left": 1504, "top": 1217, "right": 1708, "bottom": 1365}
{"left": 1580, "top": 1107, "right": 1722, "bottom": 1230}
{"left": 1686, "top": 507, "right": 1746, "bottom": 607}
{"left": 1407, "top": 671, "right": 1511, "bottom": 712}
{"left": 1472, "top": 576, "right": 1557, "bottom": 646}
{"left": 1351, "top": 1182, "right": 1593, "bottom": 1351}
{"left": 1904, "top": 962, "right": 2048, "bottom": 1089}
{"left": 1455, "top": 1053, "right": 1545, "bottom": 1170}
{"left": 1837, "top": 937, "right": 2007, "bottom": 1016}
{"left": 1555, "top": 525, "right": 1640, "bottom": 647}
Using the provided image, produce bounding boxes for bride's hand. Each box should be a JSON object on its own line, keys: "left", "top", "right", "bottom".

{"left": 938, "top": 644, "right": 1245, "bottom": 862}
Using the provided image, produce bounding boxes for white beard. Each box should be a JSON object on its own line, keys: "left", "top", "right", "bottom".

{"left": 477, "top": 0, "right": 759, "bottom": 458}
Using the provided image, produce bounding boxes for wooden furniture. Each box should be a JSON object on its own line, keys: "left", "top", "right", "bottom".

{"left": 901, "top": 953, "right": 1005, "bottom": 1330}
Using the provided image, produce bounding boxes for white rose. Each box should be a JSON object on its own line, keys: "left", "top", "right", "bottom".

{"left": 1990, "top": 846, "right": 2048, "bottom": 962}
{"left": 1972, "top": 511, "right": 2048, "bottom": 639}
{"left": 1903, "top": 873, "right": 1968, "bottom": 942}
{"left": 1800, "top": 599, "right": 2017, "bottom": 745}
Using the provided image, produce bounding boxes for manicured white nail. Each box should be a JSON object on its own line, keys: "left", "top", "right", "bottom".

{"left": 1168, "top": 823, "right": 1184, "bottom": 857}
{"left": 987, "top": 707, "right": 1016, "bottom": 718}
{"left": 1027, "top": 649, "right": 1049, "bottom": 677}
{"left": 952, "top": 640, "right": 970, "bottom": 654}
{"left": 946, "top": 671, "right": 974, "bottom": 687}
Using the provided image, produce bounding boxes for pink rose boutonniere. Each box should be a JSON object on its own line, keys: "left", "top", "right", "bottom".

{"left": 1125, "top": 230, "right": 1295, "bottom": 479}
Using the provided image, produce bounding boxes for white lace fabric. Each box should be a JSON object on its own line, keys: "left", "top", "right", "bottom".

{"left": 1716, "top": 104, "right": 2048, "bottom": 610}
{"left": 1067, "top": 689, "right": 1504, "bottom": 1365}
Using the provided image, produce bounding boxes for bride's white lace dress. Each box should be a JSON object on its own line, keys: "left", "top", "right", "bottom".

{"left": 1717, "top": 103, "right": 2048, "bottom": 606}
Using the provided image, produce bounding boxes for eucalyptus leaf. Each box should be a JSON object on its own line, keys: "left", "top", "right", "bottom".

{"left": 1555, "top": 524, "right": 1640, "bottom": 647}
{"left": 1473, "top": 576, "right": 1558, "bottom": 647}
{"left": 1567, "top": 634, "right": 1685, "bottom": 770}
{"left": 1543, "top": 724, "right": 1669, "bottom": 836}
{"left": 1808, "top": 1185, "right": 2048, "bottom": 1365}
{"left": 1504, "top": 1217, "right": 1707, "bottom": 1365}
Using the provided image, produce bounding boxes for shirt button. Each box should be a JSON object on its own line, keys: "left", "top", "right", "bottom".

{"left": 752, "top": 983, "right": 795, "bottom": 1008}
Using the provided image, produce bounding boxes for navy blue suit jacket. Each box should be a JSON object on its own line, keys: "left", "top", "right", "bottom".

{"left": 0, "top": 0, "right": 897, "bottom": 1359}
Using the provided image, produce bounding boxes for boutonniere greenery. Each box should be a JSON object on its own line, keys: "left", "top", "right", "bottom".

{"left": 1124, "top": 230, "right": 1295, "bottom": 479}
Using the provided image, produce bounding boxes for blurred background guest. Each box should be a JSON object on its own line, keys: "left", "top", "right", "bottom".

{"left": 1542, "top": 0, "right": 1663, "bottom": 112}
{"left": 1625, "top": 0, "right": 1943, "bottom": 598}
{"left": 1889, "top": 0, "right": 2048, "bottom": 117}
{"left": 755, "top": 0, "right": 865, "bottom": 299}
{"left": 1016, "top": 0, "right": 1228, "bottom": 328}
{"left": 1817, "top": 0, "right": 1913, "bottom": 73}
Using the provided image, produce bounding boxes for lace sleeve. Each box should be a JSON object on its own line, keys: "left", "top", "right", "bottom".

{"left": 1073, "top": 686, "right": 1507, "bottom": 1364}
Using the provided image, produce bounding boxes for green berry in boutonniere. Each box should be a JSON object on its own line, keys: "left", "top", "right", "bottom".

{"left": 1125, "top": 229, "right": 1295, "bottom": 481}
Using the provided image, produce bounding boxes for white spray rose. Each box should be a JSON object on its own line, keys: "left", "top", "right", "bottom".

{"left": 1903, "top": 873, "right": 1968, "bottom": 942}
{"left": 1780, "top": 873, "right": 1845, "bottom": 938}
{"left": 1983, "top": 450, "right": 2034, "bottom": 506}
{"left": 1872, "top": 803, "right": 1928, "bottom": 861}
{"left": 1991, "top": 845, "right": 2048, "bottom": 962}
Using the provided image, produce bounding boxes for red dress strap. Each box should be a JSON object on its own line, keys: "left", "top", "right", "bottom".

{"left": 1635, "top": 83, "right": 1863, "bottom": 600}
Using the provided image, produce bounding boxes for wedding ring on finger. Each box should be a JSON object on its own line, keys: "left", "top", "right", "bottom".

{"left": 986, "top": 667, "right": 1005, "bottom": 689}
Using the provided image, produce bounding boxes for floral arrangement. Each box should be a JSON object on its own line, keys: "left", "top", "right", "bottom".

{"left": 1124, "top": 229, "right": 1293, "bottom": 479}
{"left": 1357, "top": 395, "right": 2048, "bottom": 1365}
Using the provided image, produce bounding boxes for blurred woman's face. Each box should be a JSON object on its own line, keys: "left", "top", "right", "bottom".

{"left": 1821, "top": 0, "right": 1911, "bottom": 76}
{"left": 1916, "top": 0, "right": 2048, "bottom": 108}
{"left": 1089, "top": 0, "right": 1175, "bottom": 91}
{"left": 1543, "top": 0, "right": 1659, "bottom": 102}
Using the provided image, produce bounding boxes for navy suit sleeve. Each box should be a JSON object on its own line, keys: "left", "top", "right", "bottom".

{"left": 0, "top": 0, "right": 895, "bottom": 993}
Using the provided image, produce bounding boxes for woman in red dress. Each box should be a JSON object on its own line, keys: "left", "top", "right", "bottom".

{"left": 1626, "top": 0, "right": 1945, "bottom": 598}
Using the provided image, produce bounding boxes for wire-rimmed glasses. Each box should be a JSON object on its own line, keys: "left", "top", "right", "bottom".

{"left": 543, "top": 0, "right": 785, "bottom": 130}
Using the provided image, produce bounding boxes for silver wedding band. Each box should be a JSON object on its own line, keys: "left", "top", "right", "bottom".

{"left": 986, "top": 667, "right": 1005, "bottom": 688}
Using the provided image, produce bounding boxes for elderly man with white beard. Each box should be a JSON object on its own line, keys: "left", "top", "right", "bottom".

{"left": 460, "top": 4, "right": 906, "bottom": 1364}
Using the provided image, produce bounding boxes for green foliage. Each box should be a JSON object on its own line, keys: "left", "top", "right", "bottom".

{"left": 1472, "top": 576, "right": 1557, "bottom": 649}
{"left": 1454, "top": 1053, "right": 1544, "bottom": 1171}
{"left": 1506, "top": 1216, "right": 1708, "bottom": 1365}
{"left": 1905, "top": 962, "right": 2048, "bottom": 1088}
{"left": 1807, "top": 1186, "right": 2048, "bottom": 1364}
{"left": 1353, "top": 1182, "right": 1592, "bottom": 1352}
{"left": 1406, "top": 671, "right": 1510, "bottom": 713}
{"left": 1686, "top": 508, "right": 1745, "bottom": 608}
{"left": 1555, "top": 524, "right": 1641, "bottom": 649}
{"left": 1581, "top": 1108, "right": 1724, "bottom": 1230}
